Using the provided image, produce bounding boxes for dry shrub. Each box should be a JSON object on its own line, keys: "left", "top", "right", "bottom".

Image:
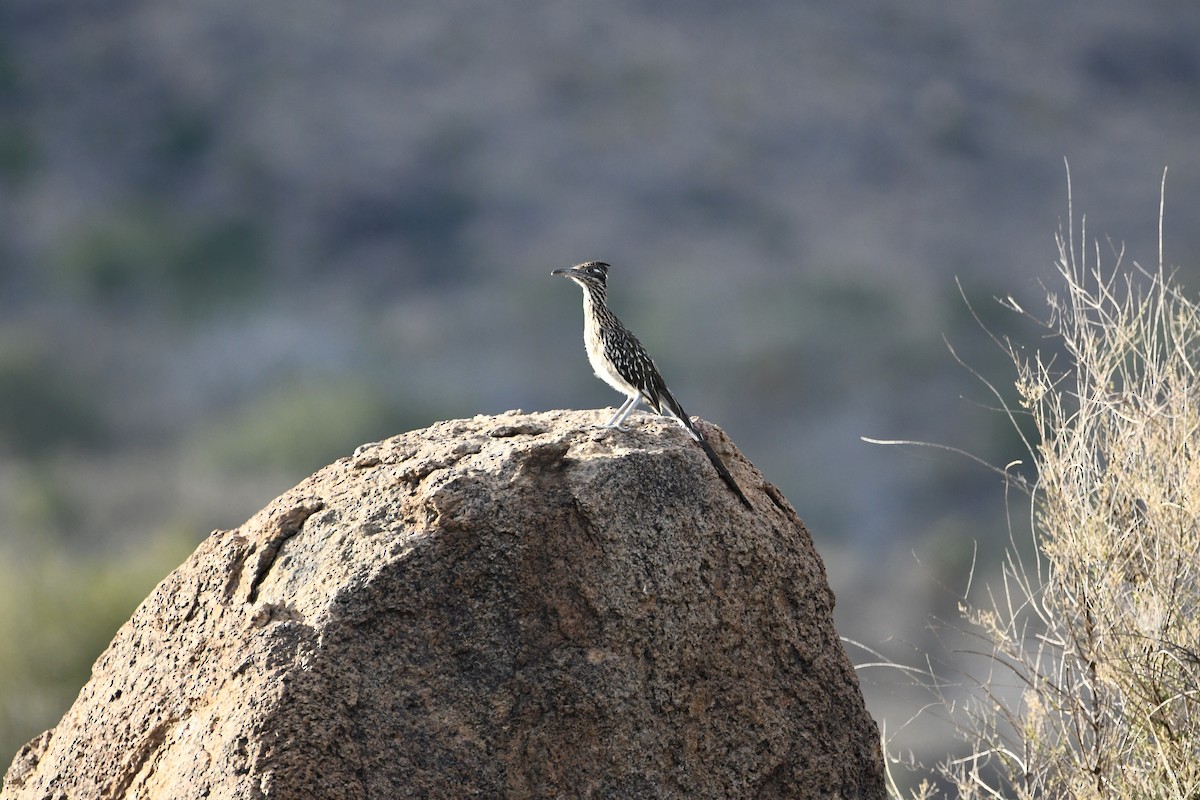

{"left": 888, "top": 177, "right": 1200, "bottom": 799}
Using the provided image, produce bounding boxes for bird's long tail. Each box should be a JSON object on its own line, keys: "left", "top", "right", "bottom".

{"left": 655, "top": 387, "right": 753, "bottom": 509}
{"left": 695, "top": 432, "right": 753, "bottom": 509}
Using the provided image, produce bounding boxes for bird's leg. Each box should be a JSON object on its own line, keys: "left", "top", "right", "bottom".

{"left": 604, "top": 394, "right": 641, "bottom": 430}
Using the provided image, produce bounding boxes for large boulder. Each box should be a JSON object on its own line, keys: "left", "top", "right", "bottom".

{"left": 3, "top": 409, "right": 884, "bottom": 799}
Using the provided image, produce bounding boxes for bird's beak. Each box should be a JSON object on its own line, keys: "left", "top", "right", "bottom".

{"left": 551, "top": 267, "right": 570, "bottom": 276}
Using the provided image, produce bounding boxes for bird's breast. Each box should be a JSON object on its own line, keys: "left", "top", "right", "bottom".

{"left": 582, "top": 297, "right": 636, "bottom": 396}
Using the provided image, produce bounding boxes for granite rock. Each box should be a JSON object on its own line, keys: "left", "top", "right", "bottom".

{"left": 2, "top": 409, "right": 884, "bottom": 799}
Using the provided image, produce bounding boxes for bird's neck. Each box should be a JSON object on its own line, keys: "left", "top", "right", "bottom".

{"left": 576, "top": 282, "right": 599, "bottom": 318}
{"left": 583, "top": 282, "right": 607, "bottom": 307}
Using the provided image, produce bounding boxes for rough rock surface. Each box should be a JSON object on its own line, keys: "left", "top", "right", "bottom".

{"left": 2, "top": 409, "right": 885, "bottom": 799}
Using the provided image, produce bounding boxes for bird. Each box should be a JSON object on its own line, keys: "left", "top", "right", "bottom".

{"left": 552, "top": 260, "right": 752, "bottom": 509}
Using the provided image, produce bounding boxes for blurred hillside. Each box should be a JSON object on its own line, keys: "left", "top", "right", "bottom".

{"left": 2, "top": 0, "right": 1200, "bottom": 777}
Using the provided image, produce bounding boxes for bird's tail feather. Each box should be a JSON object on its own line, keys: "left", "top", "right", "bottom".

{"left": 655, "top": 385, "right": 752, "bottom": 509}
{"left": 654, "top": 385, "right": 700, "bottom": 441}
{"left": 695, "top": 434, "right": 753, "bottom": 509}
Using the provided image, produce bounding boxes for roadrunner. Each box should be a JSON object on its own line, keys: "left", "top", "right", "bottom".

{"left": 552, "top": 260, "right": 752, "bottom": 509}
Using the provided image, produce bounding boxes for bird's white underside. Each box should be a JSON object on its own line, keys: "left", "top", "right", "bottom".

{"left": 582, "top": 289, "right": 639, "bottom": 398}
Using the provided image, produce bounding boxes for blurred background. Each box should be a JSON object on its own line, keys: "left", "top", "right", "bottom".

{"left": 2, "top": 0, "right": 1200, "bottom": 785}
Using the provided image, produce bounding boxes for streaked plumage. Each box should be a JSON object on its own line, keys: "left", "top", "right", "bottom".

{"left": 552, "top": 261, "right": 752, "bottom": 508}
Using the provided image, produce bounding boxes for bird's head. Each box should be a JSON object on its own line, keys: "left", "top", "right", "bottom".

{"left": 552, "top": 261, "right": 609, "bottom": 290}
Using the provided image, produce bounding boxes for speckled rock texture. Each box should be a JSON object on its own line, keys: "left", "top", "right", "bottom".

{"left": 2, "top": 409, "right": 884, "bottom": 800}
